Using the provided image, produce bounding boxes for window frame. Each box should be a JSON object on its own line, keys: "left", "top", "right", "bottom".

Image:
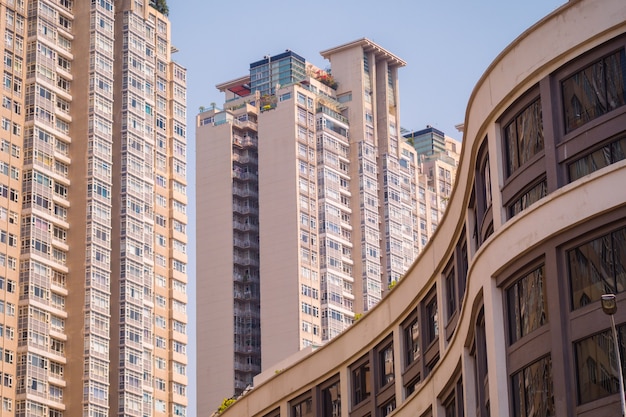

{"left": 444, "top": 258, "right": 458, "bottom": 341}
{"left": 565, "top": 222, "right": 626, "bottom": 311}
{"left": 439, "top": 374, "right": 464, "bottom": 417}
{"left": 319, "top": 374, "right": 341, "bottom": 417}
{"left": 499, "top": 86, "right": 548, "bottom": 213}
{"left": 349, "top": 353, "right": 372, "bottom": 416}
{"left": 553, "top": 35, "right": 626, "bottom": 186}
{"left": 510, "top": 354, "right": 554, "bottom": 417}
{"left": 375, "top": 336, "right": 395, "bottom": 409}
{"left": 505, "top": 262, "right": 548, "bottom": 345}
{"left": 471, "top": 307, "right": 490, "bottom": 417}
{"left": 401, "top": 308, "right": 422, "bottom": 397}
{"left": 474, "top": 139, "right": 494, "bottom": 244}
{"left": 289, "top": 390, "right": 313, "bottom": 417}
{"left": 422, "top": 286, "right": 440, "bottom": 376}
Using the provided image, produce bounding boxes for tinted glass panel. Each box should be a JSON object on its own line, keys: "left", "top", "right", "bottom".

{"left": 508, "top": 179, "right": 547, "bottom": 218}
{"left": 563, "top": 49, "right": 626, "bottom": 133}
{"left": 569, "top": 226, "right": 626, "bottom": 309}
{"left": 380, "top": 398, "right": 396, "bottom": 417}
{"left": 508, "top": 265, "right": 548, "bottom": 344}
{"left": 446, "top": 268, "right": 456, "bottom": 319}
{"left": 380, "top": 345, "right": 394, "bottom": 386}
{"left": 568, "top": 136, "right": 626, "bottom": 181}
{"left": 426, "top": 298, "right": 438, "bottom": 345}
{"left": 352, "top": 362, "right": 370, "bottom": 406}
{"left": 511, "top": 356, "right": 554, "bottom": 417}
{"left": 575, "top": 326, "right": 626, "bottom": 404}
{"left": 405, "top": 318, "right": 420, "bottom": 366}
{"left": 292, "top": 397, "right": 313, "bottom": 417}
{"left": 505, "top": 98, "right": 544, "bottom": 175}
{"left": 322, "top": 380, "right": 341, "bottom": 417}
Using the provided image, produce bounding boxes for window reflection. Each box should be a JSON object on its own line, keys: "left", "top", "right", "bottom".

{"left": 505, "top": 98, "right": 544, "bottom": 175}
{"left": 507, "top": 265, "right": 548, "bottom": 344}
{"left": 508, "top": 179, "right": 547, "bottom": 218}
{"left": 322, "top": 379, "right": 341, "bottom": 417}
{"left": 426, "top": 298, "right": 438, "bottom": 345}
{"left": 291, "top": 396, "right": 313, "bottom": 417}
{"left": 568, "top": 226, "right": 626, "bottom": 309}
{"left": 568, "top": 135, "right": 626, "bottom": 181}
{"left": 562, "top": 49, "right": 626, "bottom": 133}
{"left": 405, "top": 318, "right": 420, "bottom": 366}
{"left": 380, "top": 344, "right": 394, "bottom": 386}
{"left": 511, "top": 356, "right": 554, "bottom": 417}
{"left": 352, "top": 360, "right": 370, "bottom": 406}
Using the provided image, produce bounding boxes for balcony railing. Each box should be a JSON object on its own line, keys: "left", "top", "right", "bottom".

{"left": 233, "top": 170, "right": 257, "bottom": 182}
{"left": 233, "top": 153, "right": 258, "bottom": 165}
{"left": 233, "top": 186, "right": 258, "bottom": 198}
{"left": 233, "top": 221, "right": 259, "bottom": 232}
{"left": 233, "top": 237, "right": 259, "bottom": 249}
{"left": 233, "top": 204, "right": 259, "bottom": 216}
{"left": 232, "top": 118, "right": 258, "bottom": 131}
{"left": 233, "top": 254, "right": 260, "bottom": 267}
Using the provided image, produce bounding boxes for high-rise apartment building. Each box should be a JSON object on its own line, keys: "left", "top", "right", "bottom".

{"left": 404, "top": 125, "right": 451, "bottom": 157}
{"left": 196, "top": 40, "right": 423, "bottom": 413}
{"left": 0, "top": 1, "right": 188, "bottom": 416}
{"left": 404, "top": 126, "right": 460, "bottom": 251}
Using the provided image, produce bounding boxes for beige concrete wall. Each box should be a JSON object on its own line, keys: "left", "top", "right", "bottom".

{"left": 66, "top": 2, "right": 100, "bottom": 415}
{"left": 196, "top": 119, "right": 237, "bottom": 413}
{"left": 258, "top": 93, "right": 305, "bottom": 370}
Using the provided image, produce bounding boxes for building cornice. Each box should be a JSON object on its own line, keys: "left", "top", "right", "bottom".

{"left": 320, "top": 38, "right": 406, "bottom": 67}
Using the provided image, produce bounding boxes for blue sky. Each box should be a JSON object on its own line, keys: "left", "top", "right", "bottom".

{"left": 168, "top": 1, "right": 565, "bottom": 414}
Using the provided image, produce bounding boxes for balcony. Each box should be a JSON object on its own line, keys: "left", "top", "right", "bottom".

{"left": 233, "top": 254, "right": 260, "bottom": 267}
{"left": 232, "top": 118, "right": 258, "bottom": 132}
{"left": 234, "top": 344, "right": 261, "bottom": 357}
{"left": 241, "top": 136, "right": 258, "bottom": 148}
{"left": 233, "top": 221, "right": 259, "bottom": 232}
{"left": 233, "top": 153, "right": 258, "bottom": 165}
{"left": 232, "top": 169, "right": 257, "bottom": 182}
{"left": 234, "top": 290, "right": 258, "bottom": 300}
{"left": 233, "top": 186, "right": 258, "bottom": 198}
{"left": 233, "top": 306, "right": 261, "bottom": 320}
{"left": 233, "top": 204, "right": 259, "bottom": 216}
{"left": 234, "top": 379, "right": 252, "bottom": 391}
{"left": 233, "top": 237, "right": 259, "bottom": 249}
{"left": 234, "top": 361, "right": 262, "bottom": 374}
{"left": 234, "top": 271, "right": 258, "bottom": 284}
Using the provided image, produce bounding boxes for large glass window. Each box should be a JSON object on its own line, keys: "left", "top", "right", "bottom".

{"left": 575, "top": 326, "right": 626, "bottom": 404}
{"left": 508, "top": 178, "right": 547, "bottom": 218}
{"left": 443, "top": 378, "right": 464, "bottom": 417}
{"left": 446, "top": 267, "right": 456, "bottom": 322}
{"left": 507, "top": 265, "right": 548, "bottom": 344}
{"left": 291, "top": 396, "right": 312, "bottom": 417}
{"left": 511, "top": 356, "right": 554, "bottom": 417}
{"left": 321, "top": 378, "right": 341, "bottom": 417}
{"left": 426, "top": 297, "right": 438, "bottom": 346}
{"left": 379, "top": 398, "right": 396, "bottom": 417}
{"left": 568, "top": 226, "right": 626, "bottom": 310}
{"left": 562, "top": 49, "right": 626, "bottom": 133}
{"left": 351, "top": 359, "right": 371, "bottom": 406}
{"left": 405, "top": 322, "right": 419, "bottom": 363}
{"left": 402, "top": 311, "right": 421, "bottom": 396}
{"left": 473, "top": 308, "right": 489, "bottom": 417}
{"left": 379, "top": 344, "right": 394, "bottom": 387}
{"left": 568, "top": 134, "right": 626, "bottom": 181}
{"left": 504, "top": 98, "right": 544, "bottom": 175}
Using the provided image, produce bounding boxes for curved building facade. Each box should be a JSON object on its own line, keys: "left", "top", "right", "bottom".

{"left": 216, "top": 0, "right": 626, "bottom": 416}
